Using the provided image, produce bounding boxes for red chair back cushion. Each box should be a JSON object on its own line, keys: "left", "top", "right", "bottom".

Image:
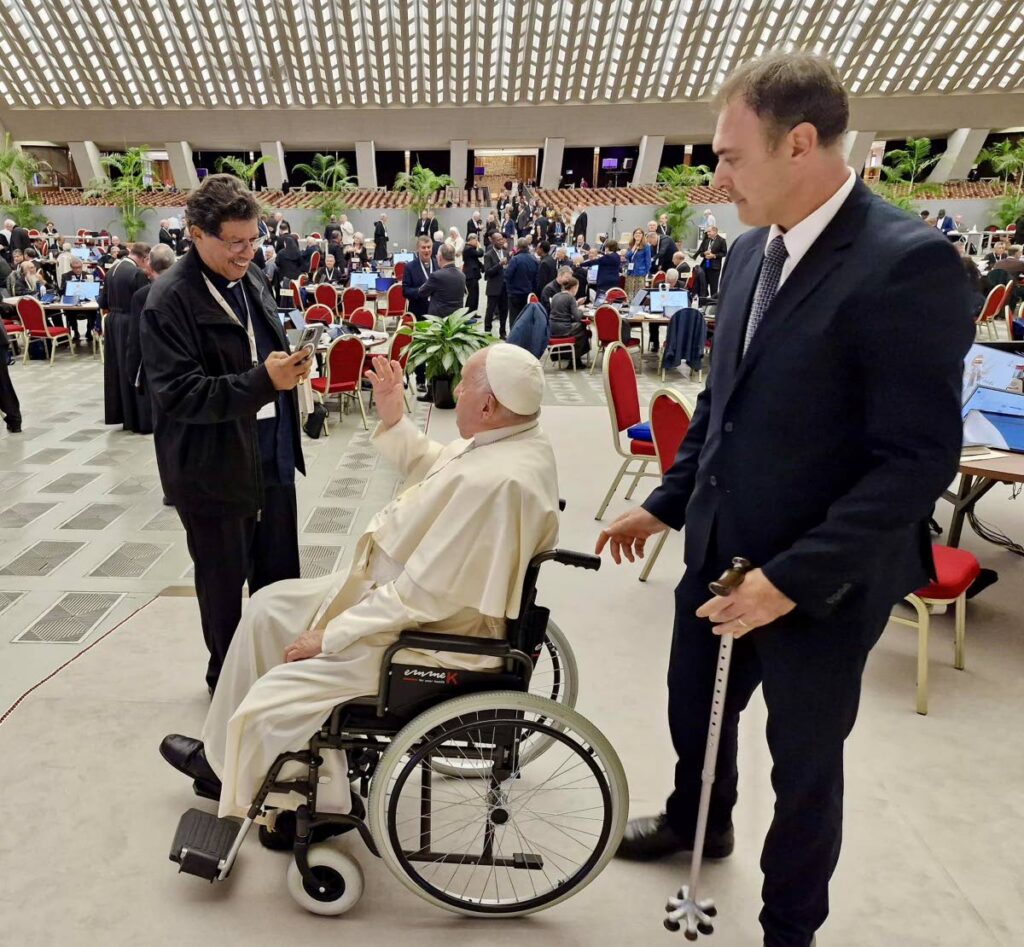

{"left": 304, "top": 304, "right": 334, "bottom": 325}
{"left": 386, "top": 282, "right": 406, "bottom": 314}
{"left": 308, "top": 250, "right": 321, "bottom": 274}
{"left": 342, "top": 287, "right": 365, "bottom": 315}
{"left": 394, "top": 261, "right": 406, "bottom": 280}
{"left": 650, "top": 393, "right": 691, "bottom": 475}
{"left": 16, "top": 297, "right": 46, "bottom": 333}
{"left": 594, "top": 305, "right": 623, "bottom": 345}
{"left": 606, "top": 287, "right": 627, "bottom": 302}
{"left": 350, "top": 308, "right": 375, "bottom": 329}
{"left": 314, "top": 284, "right": 339, "bottom": 310}
{"left": 390, "top": 330, "right": 412, "bottom": 367}
{"left": 607, "top": 345, "right": 641, "bottom": 431}
{"left": 326, "top": 337, "right": 365, "bottom": 391}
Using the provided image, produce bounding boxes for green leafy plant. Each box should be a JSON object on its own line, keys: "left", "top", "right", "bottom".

{"left": 993, "top": 193, "right": 1024, "bottom": 228}
{"left": 214, "top": 155, "right": 269, "bottom": 189}
{"left": 656, "top": 164, "right": 713, "bottom": 242}
{"left": 84, "top": 147, "right": 153, "bottom": 241}
{"left": 402, "top": 309, "right": 492, "bottom": 384}
{"left": 977, "top": 138, "right": 1024, "bottom": 193}
{"left": 393, "top": 162, "right": 456, "bottom": 220}
{"left": 0, "top": 132, "right": 46, "bottom": 227}
{"left": 883, "top": 137, "right": 942, "bottom": 187}
{"left": 290, "top": 154, "right": 356, "bottom": 227}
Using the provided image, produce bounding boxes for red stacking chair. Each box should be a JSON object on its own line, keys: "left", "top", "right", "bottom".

{"left": 384, "top": 283, "right": 407, "bottom": 320}
{"left": 303, "top": 303, "right": 334, "bottom": 325}
{"left": 527, "top": 293, "right": 539, "bottom": 304}
{"left": 889, "top": 545, "right": 980, "bottom": 715}
{"left": 975, "top": 283, "right": 1008, "bottom": 340}
{"left": 308, "top": 250, "right": 321, "bottom": 275}
{"left": 605, "top": 287, "right": 627, "bottom": 303}
{"left": 314, "top": 283, "right": 339, "bottom": 313}
{"left": 590, "top": 304, "right": 639, "bottom": 375}
{"left": 288, "top": 279, "right": 303, "bottom": 308}
{"left": 639, "top": 388, "right": 693, "bottom": 582}
{"left": 17, "top": 297, "right": 72, "bottom": 365}
{"left": 308, "top": 232, "right": 322, "bottom": 239}
{"left": 309, "top": 335, "right": 367, "bottom": 432}
{"left": 595, "top": 341, "right": 660, "bottom": 519}
{"left": 650, "top": 270, "right": 666, "bottom": 286}
{"left": 342, "top": 287, "right": 366, "bottom": 318}
{"left": 349, "top": 307, "right": 375, "bottom": 329}
{"left": 365, "top": 329, "right": 414, "bottom": 412}
{"left": 394, "top": 261, "right": 406, "bottom": 280}
{"left": 3, "top": 316, "right": 25, "bottom": 353}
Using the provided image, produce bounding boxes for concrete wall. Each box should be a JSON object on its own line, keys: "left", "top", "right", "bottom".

{"left": 39, "top": 197, "right": 1006, "bottom": 252}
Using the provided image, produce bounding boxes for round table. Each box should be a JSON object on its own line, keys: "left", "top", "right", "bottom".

{"left": 942, "top": 451, "right": 1024, "bottom": 547}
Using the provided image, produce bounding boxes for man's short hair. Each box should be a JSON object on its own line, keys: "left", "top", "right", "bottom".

{"left": 417, "top": 236, "right": 432, "bottom": 247}
{"left": 130, "top": 242, "right": 151, "bottom": 260}
{"left": 517, "top": 237, "right": 530, "bottom": 250}
{"left": 604, "top": 239, "right": 618, "bottom": 253}
{"left": 185, "top": 173, "right": 262, "bottom": 235}
{"left": 439, "top": 244, "right": 456, "bottom": 262}
{"left": 716, "top": 51, "right": 848, "bottom": 149}
{"left": 149, "top": 243, "right": 176, "bottom": 274}
{"left": 557, "top": 265, "right": 573, "bottom": 278}
{"left": 1009, "top": 245, "right": 1023, "bottom": 256}
{"left": 564, "top": 277, "right": 579, "bottom": 292}
{"left": 665, "top": 268, "right": 679, "bottom": 283}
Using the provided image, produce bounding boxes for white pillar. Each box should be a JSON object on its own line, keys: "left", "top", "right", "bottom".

{"left": 259, "top": 141, "right": 286, "bottom": 190}
{"left": 68, "top": 140, "right": 106, "bottom": 189}
{"left": 540, "top": 137, "right": 565, "bottom": 189}
{"left": 842, "top": 131, "right": 875, "bottom": 175}
{"left": 927, "top": 128, "right": 990, "bottom": 183}
{"left": 165, "top": 141, "right": 199, "bottom": 191}
{"left": 355, "top": 141, "right": 377, "bottom": 189}
{"left": 632, "top": 134, "right": 665, "bottom": 186}
{"left": 450, "top": 139, "right": 469, "bottom": 190}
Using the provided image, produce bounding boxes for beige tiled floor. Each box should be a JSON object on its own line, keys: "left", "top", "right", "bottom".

{"left": 1, "top": 355, "right": 1021, "bottom": 945}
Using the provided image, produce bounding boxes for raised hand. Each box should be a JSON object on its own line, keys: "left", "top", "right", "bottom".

{"left": 364, "top": 355, "right": 407, "bottom": 428}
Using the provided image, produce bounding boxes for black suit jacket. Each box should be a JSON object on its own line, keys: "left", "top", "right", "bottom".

{"left": 9, "top": 227, "right": 31, "bottom": 252}
{"left": 697, "top": 234, "right": 728, "bottom": 271}
{"left": 415, "top": 218, "right": 439, "bottom": 239}
{"left": 573, "top": 212, "right": 588, "bottom": 239}
{"left": 373, "top": 220, "right": 389, "bottom": 260}
{"left": 535, "top": 254, "right": 557, "bottom": 294}
{"left": 414, "top": 264, "right": 467, "bottom": 317}
{"left": 159, "top": 228, "right": 175, "bottom": 247}
{"left": 99, "top": 259, "right": 150, "bottom": 314}
{"left": 483, "top": 246, "right": 508, "bottom": 296}
{"left": 656, "top": 235, "right": 678, "bottom": 273}
{"left": 402, "top": 256, "right": 435, "bottom": 317}
{"left": 462, "top": 244, "right": 484, "bottom": 280}
{"left": 643, "top": 180, "right": 974, "bottom": 620}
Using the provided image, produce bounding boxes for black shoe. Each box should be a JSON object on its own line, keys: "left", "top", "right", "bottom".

{"left": 416, "top": 392, "right": 433, "bottom": 403}
{"left": 159, "top": 734, "right": 222, "bottom": 800}
{"left": 258, "top": 795, "right": 366, "bottom": 851}
{"left": 5, "top": 424, "right": 21, "bottom": 434}
{"left": 615, "top": 813, "right": 734, "bottom": 862}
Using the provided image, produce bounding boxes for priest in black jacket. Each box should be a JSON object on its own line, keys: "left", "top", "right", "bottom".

{"left": 461, "top": 233, "right": 484, "bottom": 315}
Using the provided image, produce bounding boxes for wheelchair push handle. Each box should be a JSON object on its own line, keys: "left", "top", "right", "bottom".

{"left": 552, "top": 549, "right": 602, "bottom": 571}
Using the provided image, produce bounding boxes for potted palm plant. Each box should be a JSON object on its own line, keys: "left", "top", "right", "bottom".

{"left": 402, "top": 309, "right": 492, "bottom": 408}
{"left": 394, "top": 162, "right": 455, "bottom": 237}
{"left": 85, "top": 147, "right": 153, "bottom": 240}
{"left": 656, "top": 163, "right": 713, "bottom": 244}
{"left": 290, "top": 153, "right": 356, "bottom": 229}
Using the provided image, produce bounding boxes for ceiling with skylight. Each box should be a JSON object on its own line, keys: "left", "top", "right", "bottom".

{"left": 0, "top": 0, "right": 1019, "bottom": 112}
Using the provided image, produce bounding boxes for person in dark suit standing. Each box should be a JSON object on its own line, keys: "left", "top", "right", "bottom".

{"left": 410, "top": 243, "right": 466, "bottom": 317}
{"left": 9, "top": 223, "right": 31, "bottom": 255}
{"left": 597, "top": 53, "right": 973, "bottom": 947}
{"left": 483, "top": 232, "right": 510, "bottom": 338}
{"left": 414, "top": 209, "right": 439, "bottom": 241}
{"left": 461, "top": 232, "right": 484, "bottom": 315}
{"left": 100, "top": 243, "right": 152, "bottom": 431}
{"left": 0, "top": 318, "right": 21, "bottom": 433}
{"left": 504, "top": 238, "right": 539, "bottom": 325}
{"left": 534, "top": 241, "right": 557, "bottom": 295}
{"left": 572, "top": 205, "right": 588, "bottom": 243}
{"left": 696, "top": 225, "right": 728, "bottom": 295}
{"left": 373, "top": 213, "right": 389, "bottom": 261}
{"left": 158, "top": 220, "right": 175, "bottom": 248}
{"left": 402, "top": 236, "right": 436, "bottom": 320}
{"left": 466, "top": 211, "right": 483, "bottom": 239}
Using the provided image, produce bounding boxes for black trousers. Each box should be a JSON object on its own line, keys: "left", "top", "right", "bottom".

{"left": 178, "top": 481, "right": 300, "bottom": 692}
{"left": 485, "top": 290, "right": 508, "bottom": 337}
{"left": 666, "top": 565, "right": 888, "bottom": 947}
{"left": 0, "top": 345, "right": 21, "bottom": 430}
{"left": 466, "top": 278, "right": 480, "bottom": 316}
{"left": 507, "top": 293, "right": 528, "bottom": 327}
{"left": 706, "top": 265, "right": 722, "bottom": 296}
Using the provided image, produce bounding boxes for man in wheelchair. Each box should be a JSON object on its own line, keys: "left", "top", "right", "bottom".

{"left": 160, "top": 344, "right": 560, "bottom": 829}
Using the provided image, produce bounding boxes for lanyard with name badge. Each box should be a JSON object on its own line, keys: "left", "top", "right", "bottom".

{"left": 202, "top": 272, "right": 276, "bottom": 420}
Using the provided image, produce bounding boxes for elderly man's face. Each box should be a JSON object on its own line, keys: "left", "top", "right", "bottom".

{"left": 454, "top": 350, "right": 502, "bottom": 439}
{"left": 325, "top": 254, "right": 336, "bottom": 267}
{"left": 418, "top": 240, "right": 432, "bottom": 262}
{"left": 70, "top": 261, "right": 83, "bottom": 275}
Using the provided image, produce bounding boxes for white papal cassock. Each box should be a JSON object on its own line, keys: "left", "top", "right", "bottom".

{"left": 202, "top": 414, "right": 560, "bottom": 819}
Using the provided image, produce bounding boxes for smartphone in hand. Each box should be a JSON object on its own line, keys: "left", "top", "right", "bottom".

{"left": 295, "top": 324, "right": 325, "bottom": 362}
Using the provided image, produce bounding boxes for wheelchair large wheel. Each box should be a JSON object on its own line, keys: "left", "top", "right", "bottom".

{"left": 430, "top": 620, "right": 579, "bottom": 779}
{"left": 368, "top": 690, "right": 627, "bottom": 917}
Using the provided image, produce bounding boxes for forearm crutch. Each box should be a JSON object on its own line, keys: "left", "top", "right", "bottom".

{"left": 665, "top": 557, "right": 752, "bottom": 939}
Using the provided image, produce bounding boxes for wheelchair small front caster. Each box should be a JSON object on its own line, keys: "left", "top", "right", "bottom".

{"left": 286, "top": 846, "right": 364, "bottom": 916}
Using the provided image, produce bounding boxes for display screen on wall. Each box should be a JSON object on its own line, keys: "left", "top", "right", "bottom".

{"left": 601, "top": 158, "right": 619, "bottom": 170}
{"left": 473, "top": 166, "right": 486, "bottom": 175}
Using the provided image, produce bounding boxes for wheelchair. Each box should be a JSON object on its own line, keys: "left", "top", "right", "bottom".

{"left": 169, "top": 547, "right": 628, "bottom": 918}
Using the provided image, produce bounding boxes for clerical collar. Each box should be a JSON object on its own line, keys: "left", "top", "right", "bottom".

{"left": 197, "top": 253, "right": 244, "bottom": 292}
{"left": 472, "top": 419, "right": 539, "bottom": 447}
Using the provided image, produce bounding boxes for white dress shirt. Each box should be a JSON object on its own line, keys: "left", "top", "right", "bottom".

{"left": 766, "top": 167, "right": 856, "bottom": 289}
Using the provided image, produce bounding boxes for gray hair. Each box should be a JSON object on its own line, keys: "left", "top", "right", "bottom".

{"left": 439, "top": 243, "right": 456, "bottom": 262}
{"left": 556, "top": 265, "right": 574, "bottom": 278}
{"left": 149, "top": 243, "right": 176, "bottom": 274}
{"left": 665, "top": 268, "right": 680, "bottom": 284}
{"left": 517, "top": 237, "right": 530, "bottom": 251}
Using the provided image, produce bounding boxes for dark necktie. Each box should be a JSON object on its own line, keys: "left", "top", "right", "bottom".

{"left": 742, "top": 235, "right": 788, "bottom": 356}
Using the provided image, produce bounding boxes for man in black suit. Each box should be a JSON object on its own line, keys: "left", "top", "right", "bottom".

{"left": 461, "top": 232, "right": 484, "bottom": 315}
{"left": 324, "top": 215, "right": 342, "bottom": 244}
{"left": 483, "top": 232, "right": 510, "bottom": 338}
{"left": 656, "top": 213, "right": 670, "bottom": 236}
{"left": 572, "top": 205, "right": 588, "bottom": 242}
{"left": 411, "top": 243, "right": 466, "bottom": 317}
{"left": 58, "top": 257, "right": 99, "bottom": 342}
{"left": 9, "top": 223, "right": 31, "bottom": 255}
{"left": 299, "top": 237, "right": 319, "bottom": 273}
{"left": 100, "top": 242, "right": 153, "bottom": 432}
{"left": 373, "top": 213, "right": 389, "bottom": 261}
{"left": 534, "top": 241, "right": 557, "bottom": 295}
{"left": 466, "top": 211, "right": 483, "bottom": 238}
{"left": 598, "top": 53, "right": 973, "bottom": 947}
{"left": 158, "top": 220, "right": 175, "bottom": 248}
{"left": 696, "top": 225, "right": 728, "bottom": 295}
{"left": 402, "top": 236, "right": 435, "bottom": 320}
{"left": 414, "top": 209, "right": 439, "bottom": 241}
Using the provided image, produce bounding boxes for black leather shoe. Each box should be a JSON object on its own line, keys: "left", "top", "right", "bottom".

{"left": 5, "top": 424, "right": 21, "bottom": 434}
{"left": 615, "top": 813, "right": 734, "bottom": 862}
{"left": 259, "top": 795, "right": 366, "bottom": 851}
{"left": 159, "top": 734, "right": 222, "bottom": 800}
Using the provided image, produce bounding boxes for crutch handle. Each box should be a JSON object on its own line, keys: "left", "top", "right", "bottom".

{"left": 708, "top": 557, "right": 753, "bottom": 597}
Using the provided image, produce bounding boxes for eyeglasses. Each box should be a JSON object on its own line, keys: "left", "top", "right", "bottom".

{"left": 206, "top": 231, "right": 263, "bottom": 253}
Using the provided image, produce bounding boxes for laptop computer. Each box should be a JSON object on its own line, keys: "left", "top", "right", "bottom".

{"left": 350, "top": 272, "right": 377, "bottom": 292}
{"left": 64, "top": 279, "right": 101, "bottom": 301}
{"left": 650, "top": 289, "right": 689, "bottom": 314}
{"left": 392, "top": 252, "right": 414, "bottom": 264}
{"left": 961, "top": 385, "right": 1024, "bottom": 453}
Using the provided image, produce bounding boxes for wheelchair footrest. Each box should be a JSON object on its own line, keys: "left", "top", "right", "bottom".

{"left": 169, "top": 808, "right": 242, "bottom": 882}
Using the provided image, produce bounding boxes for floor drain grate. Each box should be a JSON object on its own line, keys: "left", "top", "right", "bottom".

{"left": 0, "top": 540, "right": 86, "bottom": 576}
{"left": 60, "top": 503, "right": 128, "bottom": 531}
{"left": 41, "top": 472, "right": 100, "bottom": 494}
{"left": 107, "top": 476, "right": 158, "bottom": 496}
{"left": 303, "top": 507, "right": 355, "bottom": 535}
{"left": 21, "top": 448, "right": 73, "bottom": 465}
{"left": 90, "top": 542, "right": 170, "bottom": 578}
{"left": 13, "top": 592, "right": 124, "bottom": 643}
{"left": 0, "top": 590, "right": 25, "bottom": 614}
{"left": 299, "top": 544, "right": 343, "bottom": 579}
{"left": 85, "top": 449, "right": 136, "bottom": 467}
{"left": 143, "top": 508, "right": 182, "bottom": 531}
{"left": 322, "top": 476, "right": 368, "bottom": 500}
{"left": 1, "top": 502, "right": 58, "bottom": 528}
